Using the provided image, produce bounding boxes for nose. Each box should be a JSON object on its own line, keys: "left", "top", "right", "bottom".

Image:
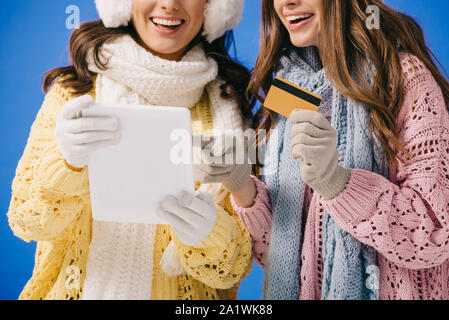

{"left": 280, "top": 0, "right": 301, "bottom": 7}
{"left": 159, "top": 0, "right": 180, "bottom": 11}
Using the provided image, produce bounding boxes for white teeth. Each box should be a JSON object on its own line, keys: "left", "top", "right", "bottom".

{"left": 152, "top": 18, "right": 183, "bottom": 26}
{"left": 286, "top": 14, "right": 313, "bottom": 21}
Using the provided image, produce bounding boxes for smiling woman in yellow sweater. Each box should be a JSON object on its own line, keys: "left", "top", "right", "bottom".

{"left": 6, "top": 0, "right": 254, "bottom": 300}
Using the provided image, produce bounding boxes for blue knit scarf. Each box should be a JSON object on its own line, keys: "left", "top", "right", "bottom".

{"left": 262, "top": 46, "right": 389, "bottom": 300}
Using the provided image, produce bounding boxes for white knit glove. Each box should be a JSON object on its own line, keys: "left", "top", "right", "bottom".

{"left": 55, "top": 95, "right": 121, "bottom": 169}
{"left": 290, "top": 109, "right": 351, "bottom": 200}
{"left": 156, "top": 191, "right": 218, "bottom": 247}
{"left": 193, "top": 134, "right": 253, "bottom": 192}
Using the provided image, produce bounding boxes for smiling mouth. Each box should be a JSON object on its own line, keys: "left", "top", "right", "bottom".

{"left": 150, "top": 17, "right": 185, "bottom": 30}
{"left": 286, "top": 14, "right": 314, "bottom": 25}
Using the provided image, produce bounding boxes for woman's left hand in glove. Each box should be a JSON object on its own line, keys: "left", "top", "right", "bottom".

{"left": 156, "top": 190, "right": 218, "bottom": 247}
{"left": 289, "top": 109, "right": 351, "bottom": 200}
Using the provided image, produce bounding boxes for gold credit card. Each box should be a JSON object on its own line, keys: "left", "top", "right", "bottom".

{"left": 263, "top": 76, "right": 321, "bottom": 118}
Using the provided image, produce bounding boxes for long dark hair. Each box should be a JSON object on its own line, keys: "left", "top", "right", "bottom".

{"left": 43, "top": 20, "right": 255, "bottom": 120}
{"left": 249, "top": 0, "right": 449, "bottom": 168}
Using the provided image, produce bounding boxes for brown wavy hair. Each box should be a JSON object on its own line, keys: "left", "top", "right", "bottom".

{"left": 43, "top": 20, "right": 255, "bottom": 120}
{"left": 249, "top": 0, "right": 449, "bottom": 168}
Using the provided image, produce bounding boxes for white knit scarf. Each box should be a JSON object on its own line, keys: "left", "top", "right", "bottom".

{"left": 82, "top": 35, "right": 243, "bottom": 300}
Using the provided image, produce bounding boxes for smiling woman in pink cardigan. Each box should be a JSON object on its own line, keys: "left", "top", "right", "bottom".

{"left": 226, "top": 0, "right": 449, "bottom": 300}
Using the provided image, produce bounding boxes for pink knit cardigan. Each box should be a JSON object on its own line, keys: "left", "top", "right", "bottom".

{"left": 231, "top": 53, "right": 449, "bottom": 300}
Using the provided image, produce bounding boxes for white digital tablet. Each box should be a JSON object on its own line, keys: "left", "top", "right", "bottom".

{"left": 82, "top": 104, "right": 195, "bottom": 224}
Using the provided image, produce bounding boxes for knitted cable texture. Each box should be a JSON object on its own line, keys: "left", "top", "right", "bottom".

{"left": 82, "top": 52, "right": 158, "bottom": 299}
{"left": 257, "top": 46, "right": 387, "bottom": 300}
{"left": 81, "top": 222, "right": 156, "bottom": 300}
{"left": 7, "top": 50, "right": 252, "bottom": 299}
{"left": 230, "top": 176, "right": 272, "bottom": 268}
{"left": 81, "top": 35, "right": 246, "bottom": 300}
{"left": 87, "top": 35, "right": 218, "bottom": 109}
{"left": 229, "top": 76, "right": 331, "bottom": 276}
{"left": 232, "top": 53, "right": 449, "bottom": 300}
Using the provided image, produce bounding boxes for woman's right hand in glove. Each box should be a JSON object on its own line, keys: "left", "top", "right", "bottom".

{"left": 193, "top": 133, "right": 253, "bottom": 192}
{"left": 55, "top": 95, "right": 121, "bottom": 169}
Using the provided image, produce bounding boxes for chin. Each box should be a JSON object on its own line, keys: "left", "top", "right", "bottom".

{"left": 290, "top": 37, "right": 316, "bottom": 48}
{"left": 146, "top": 41, "right": 183, "bottom": 54}
{"left": 151, "top": 46, "right": 177, "bottom": 54}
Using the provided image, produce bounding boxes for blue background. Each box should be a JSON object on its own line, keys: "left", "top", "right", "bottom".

{"left": 1, "top": 0, "right": 448, "bottom": 300}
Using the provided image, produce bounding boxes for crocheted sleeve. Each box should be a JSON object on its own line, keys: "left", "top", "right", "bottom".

{"left": 172, "top": 195, "right": 253, "bottom": 289}
{"left": 230, "top": 176, "right": 272, "bottom": 268}
{"left": 322, "top": 54, "right": 449, "bottom": 269}
{"left": 7, "top": 81, "right": 90, "bottom": 242}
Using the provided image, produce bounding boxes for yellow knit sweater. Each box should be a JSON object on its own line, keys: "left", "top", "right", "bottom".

{"left": 7, "top": 78, "right": 253, "bottom": 300}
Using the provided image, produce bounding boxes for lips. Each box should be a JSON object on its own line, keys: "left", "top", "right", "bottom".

{"left": 285, "top": 13, "right": 314, "bottom": 31}
{"left": 150, "top": 17, "right": 185, "bottom": 35}
{"left": 286, "top": 13, "right": 314, "bottom": 25}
